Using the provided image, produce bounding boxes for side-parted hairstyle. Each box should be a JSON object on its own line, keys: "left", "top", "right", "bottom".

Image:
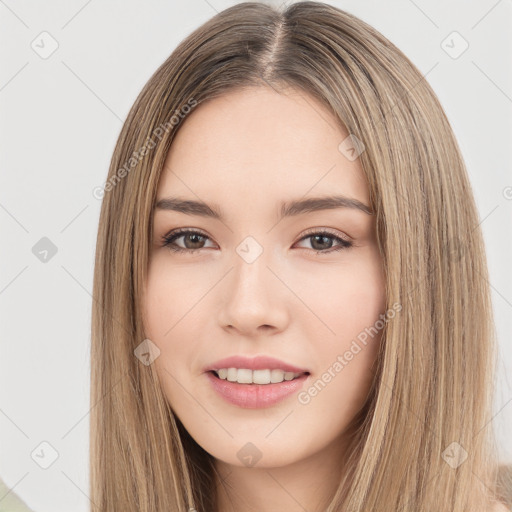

{"left": 90, "top": 2, "right": 510, "bottom": 511}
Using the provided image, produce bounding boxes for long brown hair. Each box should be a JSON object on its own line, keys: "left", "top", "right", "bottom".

{"left": 90, "top": 2, "right": 510, "bottom": 510}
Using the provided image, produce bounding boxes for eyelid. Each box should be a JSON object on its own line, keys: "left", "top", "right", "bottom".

{"left": 297, "top": 226, "right": 352, "bottom": 242}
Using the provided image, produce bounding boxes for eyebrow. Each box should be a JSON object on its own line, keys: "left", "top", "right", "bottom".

{"left": 154, "top": 194, "right": 373, "bottom": 220}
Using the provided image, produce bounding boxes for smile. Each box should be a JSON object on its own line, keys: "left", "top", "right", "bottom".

{"left": 214, "top": 368, "right": 306, "bottom": 384}
{"left": 206, "top": 371, "right": 310, "bottom": 408}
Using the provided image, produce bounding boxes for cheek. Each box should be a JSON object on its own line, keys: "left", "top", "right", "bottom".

{"left": 143, "top": 258, "right": 206, "bottom": 339}
{"left": 298, "top": 249, "right": 386, "bottom": 344}
{"left": 142, "top": 262, "right": 199, "bottom": 386}
{"left": 333, "top": 263, "right": 386, "bottom": 343}
{"left": 299, "top": 251, "right": 386, "bottom": 401}
{"left": 142, "top": 267, "right": 197, "bottom": 410}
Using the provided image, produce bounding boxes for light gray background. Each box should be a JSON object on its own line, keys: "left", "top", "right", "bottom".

{"left": 1, "top": 1, "right": 511, "bottom": 511}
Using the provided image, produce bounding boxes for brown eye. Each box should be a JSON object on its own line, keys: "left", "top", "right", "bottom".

{"left": 162, "top": 229, "right": 214, "bottom": 253}
{"left": 295, "top": 230, "right": 353, "bottom": 254}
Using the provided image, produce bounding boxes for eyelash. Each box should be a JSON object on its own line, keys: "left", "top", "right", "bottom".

{"left": 161, "top": 228, "right": 353, "bottom": 256}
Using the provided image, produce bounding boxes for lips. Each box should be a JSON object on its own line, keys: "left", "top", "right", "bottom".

{"left": 203, "top": 355, "right": 310, "bottom": 408}
{"left": 206, "top": 371, "right": 310, "bottom": 408}
{"left": 203, "top": 355, "right": 310, "bottom": 374}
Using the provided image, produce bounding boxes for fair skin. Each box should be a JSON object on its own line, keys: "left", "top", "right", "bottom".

{"left": 143, "top": 84, "right": 387, "bottom": 511}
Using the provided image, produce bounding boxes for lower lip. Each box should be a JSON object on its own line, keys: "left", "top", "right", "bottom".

{"left": 206, "top": 371, "right": 310, "bottom": 409}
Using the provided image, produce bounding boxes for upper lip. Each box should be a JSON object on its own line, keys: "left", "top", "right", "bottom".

{"left": 204, "top": 355, "right": 310, "bottom": 374}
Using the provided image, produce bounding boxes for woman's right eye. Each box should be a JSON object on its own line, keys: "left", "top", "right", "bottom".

{"left": 161, "top": 229, "right": 214, "bottom": 254}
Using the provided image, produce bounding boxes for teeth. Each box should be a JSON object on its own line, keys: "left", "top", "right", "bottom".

{"left": 214, "top": 368, "right": 303, "bottom": 384}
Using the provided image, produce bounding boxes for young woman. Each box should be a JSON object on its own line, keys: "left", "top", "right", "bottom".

{"left": 90, "top": 2, "right": 511, "bottom": 511}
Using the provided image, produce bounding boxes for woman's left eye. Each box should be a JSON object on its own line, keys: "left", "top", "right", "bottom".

{"left": 295, "top": 230, "right": 353, "bottom": 254}
{"left": 161, "top": 229, "right": 353, "bottom": 255}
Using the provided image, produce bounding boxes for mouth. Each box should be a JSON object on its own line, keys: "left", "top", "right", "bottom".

{"left": 206, "top": 369, "right": 310, "bottom": 408}
{"left": 210, "top": 368, "right": 310, "bottom": 385}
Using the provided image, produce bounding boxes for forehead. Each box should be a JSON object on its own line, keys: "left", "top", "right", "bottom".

{"left": 158, "top": 86, "right": 369, "bottom": 214}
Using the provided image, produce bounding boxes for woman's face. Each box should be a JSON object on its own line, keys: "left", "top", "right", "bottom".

{"left": 143, "top": 85, "right": 386, "bottom": 469}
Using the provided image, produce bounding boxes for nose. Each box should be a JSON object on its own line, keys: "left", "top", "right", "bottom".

{"left": 217, "top": 249, "right": 289, "bottom": 337}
